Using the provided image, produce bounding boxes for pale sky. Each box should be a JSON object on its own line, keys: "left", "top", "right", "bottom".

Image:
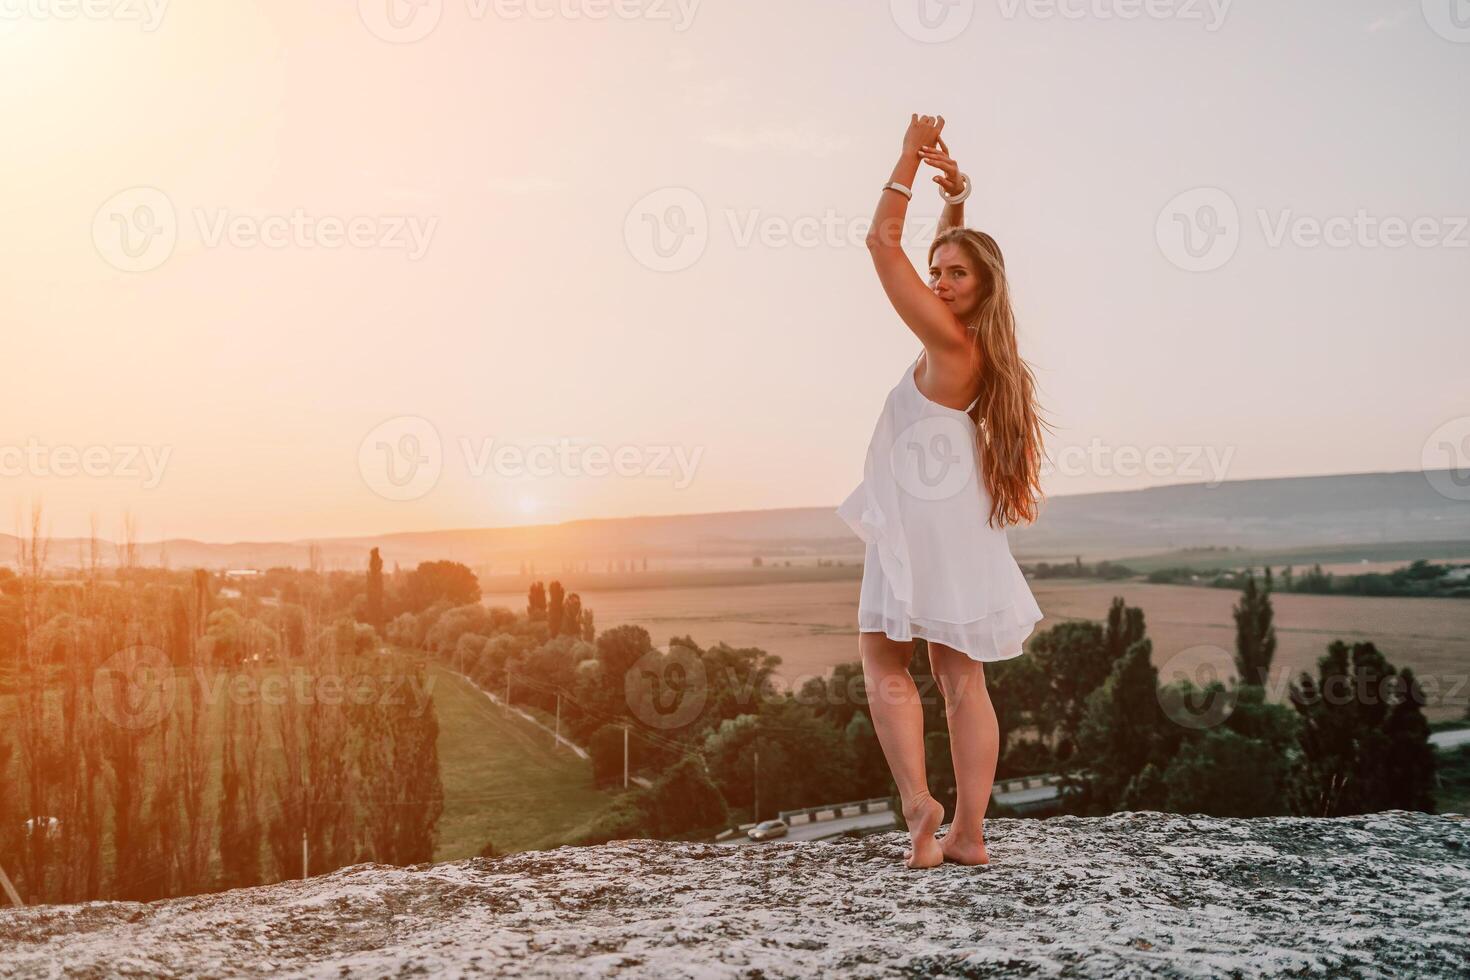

{"left": 2, "top": 0, "right": 1465, "bottom": 543}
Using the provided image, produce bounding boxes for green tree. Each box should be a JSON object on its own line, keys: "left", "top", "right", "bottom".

{"left": 701, "top": 706, "right": 855, "bottom": 821}
{"left": 1019, "top": 619, "right": 1113, "bottom": 761}
{"left": 218, "top": 688, "right": 265, "bottom": 889}
{"left": 390, "top": 658, "right": 445, "bottom": 863}
{"left": 403, "top": 561, "right": 480, "bottom": 613}
{"left": 1233, "top": 568, "right": 1277, "bottom": 687}
{"left": 366, "top": 548, "right": 386, "bottom": 636}
{"left": 548, "top": 581, "right": 564, "bottom": 638}
{"left": 596, "top": 624, "right": 654, "bottom": 713}
{"left": 842, "top": 710, "right": 891, "bottom": 799}
{"left": 563, "top": 592, "right": 582, "bottom": 643}
{"left": 1287, "top": 640, "right": 1437, "bottom": 816}
{"left": 1155, "top": 719, "right": 1293, "bottom": 817}
{"left": 1157, "top": 680, "right": 1301, "bottom": 816}
{"left": 647, "top": 753, "right": 729, "bottom": 836}
{"left": 1075, "top": 639, "right": 1176, "bottom": 813}
{"left": 0, "top": 733, "right": 17, "bottom": 900}
{"left": 1103, "top": 596, "right": 1146, "bottom": 664}
{"left": 589, "top": 724, "right": 635, "bottom": 788}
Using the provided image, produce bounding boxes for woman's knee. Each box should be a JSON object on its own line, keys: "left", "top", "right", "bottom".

{"left": 928, "top": 641, "right": 987, "bottom": 702}
{"left": 859, "top": 631, "right": 914, "bottom": 672}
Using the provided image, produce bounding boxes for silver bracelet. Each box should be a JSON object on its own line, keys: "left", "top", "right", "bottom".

{"left": 940, "top": 172, "right": 972, "bottom": 205}
{"left": 881, "top": 180, "right": 913, "bottom": 200}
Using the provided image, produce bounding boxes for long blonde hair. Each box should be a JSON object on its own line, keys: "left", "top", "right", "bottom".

{"left": 928, "top": 228, "right": 1053, "bottom": 527}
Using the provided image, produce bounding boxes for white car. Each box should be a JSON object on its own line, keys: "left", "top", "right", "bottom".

{"left": 746, "top": 819, "right": 789, "bottom": 841}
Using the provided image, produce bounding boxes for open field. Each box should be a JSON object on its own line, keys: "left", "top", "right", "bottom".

{"left": 488, "top": 578, "right": 1470, "bottom": 724}
{"left": 471, "top": 538, "right": 1470, "bottom": 597}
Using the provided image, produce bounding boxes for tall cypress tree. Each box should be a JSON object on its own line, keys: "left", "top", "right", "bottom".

{"left": 1233, "top": 567, "right": 1277, "bottom": 687}
{"left": 392, "top": 659, "right": 444, "bottom": 863}
{"left": 366, "top": 547, "right": 385, "bottom": 637}
{"left": 1103, "top": 596, "right": 1145, "bottom": 667}
{"left": 563, "top": 593, "right": 582, "bottom": 642}
{"left": 1075, "top": 638, "right": 1176, "bottom": 814}
{"left": 1383, "top": 668, "right": 1437, "bottom": 812}
{"left": 548, "top": 581, "right": 565, "bottom": 638}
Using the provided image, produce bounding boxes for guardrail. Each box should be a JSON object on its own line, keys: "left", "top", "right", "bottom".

{"left": 713, "top": 773, "right": 1094, "bottom": 840}
{"left": 778, "top": 796, "right": 893, "bottom": 826}
{"left": 992, "top": 771, "right": 1090, "bottom": 814}
{"left": 713, "top": 797, "right": 894, "bottom": 841}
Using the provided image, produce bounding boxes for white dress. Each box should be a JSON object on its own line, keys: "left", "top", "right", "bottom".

{"left": 836, "top": 350, "right": 1044, "bottom": 662}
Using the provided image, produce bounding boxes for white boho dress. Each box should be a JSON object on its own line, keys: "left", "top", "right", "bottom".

{"left": 837, "top": 350, "right": 1044, "bottom": 661}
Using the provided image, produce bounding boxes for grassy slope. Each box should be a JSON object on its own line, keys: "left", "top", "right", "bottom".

{"left": 428, "top": 664, "right": 621, "bottom": 859}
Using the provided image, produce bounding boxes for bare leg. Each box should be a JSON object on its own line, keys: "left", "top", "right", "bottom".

{"left": 905, "top": 642, "right": 994, "bottom": 865}
{"left": 931, "top": 642, "right": 995, "bottom": 864}
{"left": 860, "top": 631, "right": 944, "bottom": 869}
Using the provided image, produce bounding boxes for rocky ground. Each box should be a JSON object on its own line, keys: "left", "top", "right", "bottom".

{"left": 2, "top": 809, "right": 1467, "bottom": 978}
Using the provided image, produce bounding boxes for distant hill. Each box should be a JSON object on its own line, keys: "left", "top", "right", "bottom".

{"left": 2, "top": 469, "right": 1464, "bottom": 572}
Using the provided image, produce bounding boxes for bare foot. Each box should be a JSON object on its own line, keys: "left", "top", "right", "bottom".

{"left": 901, "top": 794, "right": 945, "bottom": 869}
{"left": 904, "top": 829, "right": 990, "bottom": 866}
{"left": 937, "top": 831, "right": 989, "bottom": 866}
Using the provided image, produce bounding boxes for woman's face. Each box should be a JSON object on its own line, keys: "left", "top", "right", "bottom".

{"left": 928, "top": 242, "right": 985, "bottom": 325}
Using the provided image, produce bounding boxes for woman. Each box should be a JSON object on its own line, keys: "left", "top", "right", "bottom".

{"left": 836, "top": 114, "right": 1052, "bottom": 869}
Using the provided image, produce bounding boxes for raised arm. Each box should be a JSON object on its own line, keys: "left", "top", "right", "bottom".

{"left": 864, "top": 115, "right": 969, "bottom": 356}
{"left": 923, "top": 135, "right": 966, "bottom": 235}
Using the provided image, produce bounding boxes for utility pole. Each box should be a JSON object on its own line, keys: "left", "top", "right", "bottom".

{"left": 623, "top": 725, "right": 630, "bottom": 789}
{"left": 753, "top": 737, "right": 760, "bottom": 823}
{"left": 301, "top": 828, "right": 308, "bottom": 880}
